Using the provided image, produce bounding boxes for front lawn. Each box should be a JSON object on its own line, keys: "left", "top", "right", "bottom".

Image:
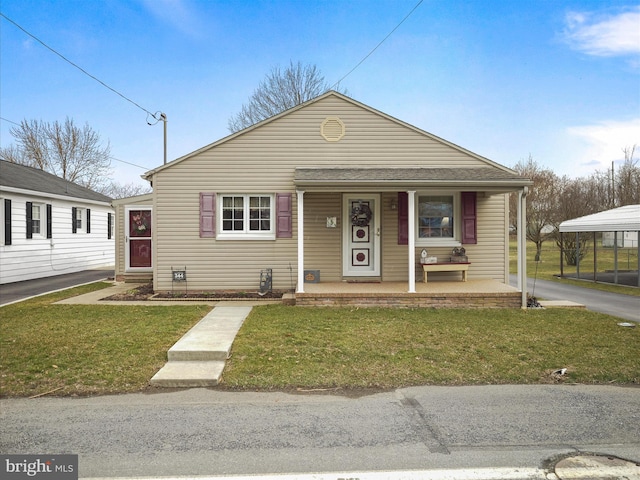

{"left": 1, "top": 284, "right": 637, "bottom": 398}
{"left": 0, "top": 283, "right": 211, "bottom": 397}
{"left": 222, "top": 305, "right": 639, "bottom": 390}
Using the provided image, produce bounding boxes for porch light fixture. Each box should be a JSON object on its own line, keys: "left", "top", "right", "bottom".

{"left": 390, "top": 198, "right": 398, "bottom": 210}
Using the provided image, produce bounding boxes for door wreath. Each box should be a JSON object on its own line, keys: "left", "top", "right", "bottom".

{"left": 351, "top": 202, "right": 372, "bottom": 227}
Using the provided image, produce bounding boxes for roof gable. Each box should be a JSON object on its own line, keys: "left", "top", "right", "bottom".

{"left": 0, "top": 160, "right": 112, "bottom": 203}
{"left": 144, "top": 91, "right": 519, "bottom": 179}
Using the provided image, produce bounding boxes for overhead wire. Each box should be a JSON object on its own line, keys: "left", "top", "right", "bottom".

{"left": 330, "top": 0, "right": 424, "bottom": 90}
{"left": 0, "top": 12, "right": 161, "bottom": 120}
{"left": 0, "top": 116, "right": 149, "bottom": 170}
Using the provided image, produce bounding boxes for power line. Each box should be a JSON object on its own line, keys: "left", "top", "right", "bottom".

{"left": 0, "top": 116, "right": 20, "bottom": 126}
{"left": 0, "top": 12, "right": 160, "bottom": 120}
{"left": 1, "top": 115, "right": 149, "bottom": 170}
{"left": 330, "top": 0, "right": 424, "bottom": 90}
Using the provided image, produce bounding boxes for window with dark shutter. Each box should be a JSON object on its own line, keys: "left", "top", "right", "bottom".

{"left": 276, "top": 193, "right": 292, "bottom": 238}
{"left": 461, "top": 192, "right": 477, "bottom": 244}
{"left": 26, "top": 202, "right": 33, "bottom": 239}
{"left": 107, "top": 213, "right": 113, "bottom": 239}
{"left": 4, "top": 199, "right": 11, "bottom": 245}
{"left": 200, "top": 192, "right": 216, "bottom": 238}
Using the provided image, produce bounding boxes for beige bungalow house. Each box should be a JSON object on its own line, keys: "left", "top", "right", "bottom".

{"left": 129, "top": 91, "right": 532, "bottom": 307}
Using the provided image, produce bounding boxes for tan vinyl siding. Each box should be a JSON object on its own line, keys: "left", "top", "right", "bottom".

{"left": 149, "top": 95, "right": 515, "bottom": 291}
{"left": 303, "top": 193, "right": 342, "bottom": 281}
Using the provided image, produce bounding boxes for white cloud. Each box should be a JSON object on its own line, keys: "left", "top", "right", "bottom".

{"left": 567, "top": 118, "right": 640, "bottom": 173}
{"left": 563, "top": 7, "right": 640, "bottom": 57}
{"left": 140, "top": 0, "right": 204, "bottom": 38}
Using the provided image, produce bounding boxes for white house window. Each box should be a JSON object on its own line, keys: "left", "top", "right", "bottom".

{"left": 417, "top": 194, "right": 460, "bottom": 245}
{"left": 219, "top": 194, "right": 273, "bottom": 239}
{"left": 74, "top": 207, "right": 84, "bottom": 233}
{"left": 31, "top": 204, "right": 42, "bottom": 235}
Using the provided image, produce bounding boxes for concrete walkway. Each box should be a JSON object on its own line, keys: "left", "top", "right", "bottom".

{"left": 53, "top": 281, "right": 278, "bottom": 386}
{"left": 150, "top": 305, "right": 253, "bottom": 387}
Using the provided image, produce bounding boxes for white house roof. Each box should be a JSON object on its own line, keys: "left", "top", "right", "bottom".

{"left": 0, "top": 160, "right": 112, "bottom": 203}
{"left": 559, "top": 205, "right": 640, "bottom": 233}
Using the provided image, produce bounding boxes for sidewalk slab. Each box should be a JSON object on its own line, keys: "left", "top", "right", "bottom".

{"left": 167, "top": 306, "right": 252, "bottom": 361}
{"left": 539, "top": 300, "right": 586, "bottom": 309}
{"left": 150, "top": 361, "right": 226, "bottom": 387}
{"left": 150, "top": 305, "right": 253, "bottom": 387}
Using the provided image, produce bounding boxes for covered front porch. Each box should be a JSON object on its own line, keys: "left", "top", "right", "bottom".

{"left": 295, "top": 279, "right": 521, "bottom": 308}
{"left": 293, "top": 167, "right": 532, "bottom": 308}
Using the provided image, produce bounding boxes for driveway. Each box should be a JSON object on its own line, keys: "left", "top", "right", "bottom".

{"left": 0, "top": 268, "right": 114, "bottom": 306}
{"left": 510, "top": 274, "right": 639, "bottom": 323}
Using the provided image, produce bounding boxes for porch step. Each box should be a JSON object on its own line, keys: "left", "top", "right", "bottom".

{"left": 150, "top": 361, "right": 226, "bottom": 387}
{"left": 150, "top": 305, "right": 252, "bottom": 387}
{"left": 122, "top": 274, "right": 152, "bottom": 283}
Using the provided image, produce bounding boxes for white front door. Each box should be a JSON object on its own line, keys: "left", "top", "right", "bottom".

{"left": 343, "top": 194, "right": 380, "bottom": 277}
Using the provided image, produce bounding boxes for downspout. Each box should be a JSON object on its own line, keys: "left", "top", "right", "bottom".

{"left": 296, "top": 190, "right": 305, "bottom": 293}
{"left": 519, "top": 187, "right": 528, "bottom": 309}
{"left": 407, "top": 191, "right": 416, "bottom": 293}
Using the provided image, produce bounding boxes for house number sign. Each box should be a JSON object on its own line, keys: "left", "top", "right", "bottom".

{"left": 172, "top": 270, "right": 187, "bottom": 281}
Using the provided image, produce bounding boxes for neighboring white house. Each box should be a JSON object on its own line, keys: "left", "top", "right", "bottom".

{"left": 0, "top": 160, "right": 115, "bottom": 284}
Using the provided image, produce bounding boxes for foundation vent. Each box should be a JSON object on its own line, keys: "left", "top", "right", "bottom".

{"left": 321, "top": 116, "right": 345, "bottom": 142}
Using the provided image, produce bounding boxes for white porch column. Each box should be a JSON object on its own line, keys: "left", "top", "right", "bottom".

{"left": 296, "top": 190, "right": 305, "bottom": 293}
{"left": 408, "top": 190, "right": 416, "bottom": 293}
{"left": 517, "top": 187, "right": 528, "bottom": 308}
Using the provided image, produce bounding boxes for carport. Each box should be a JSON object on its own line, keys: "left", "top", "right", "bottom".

{"left": 558, "top": 204, "right": 640, "bottom": 287}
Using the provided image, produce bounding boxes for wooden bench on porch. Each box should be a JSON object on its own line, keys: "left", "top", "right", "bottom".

{"left": 421, "top": 262, "right": 470, "bottom": 283}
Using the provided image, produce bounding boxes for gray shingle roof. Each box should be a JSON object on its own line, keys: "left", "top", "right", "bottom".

{"left": 0, "top": 160, "right": 112, "bottom": 203}
{"left": 295, "top": 167, "right": 531, "bottom": 189}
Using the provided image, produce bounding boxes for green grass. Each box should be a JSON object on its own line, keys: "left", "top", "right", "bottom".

{"left": 222, "top": 305, "right": 640, "bottom": 390}
{"left": 0, "top": 283, "right": 211, "bottom": 397}
{"left": 510, "top": 239, "right": 640, "bottom": 297}
{"left": 2, "top": 281, "right": 638, "bottom": 398}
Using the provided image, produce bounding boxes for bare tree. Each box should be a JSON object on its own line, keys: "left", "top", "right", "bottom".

{"left": 102, "top": 181, "right": 152, "bottom": 199}
{"left": 228, "top": 61, "right": 346, "bottom": 132}
{"left": 616, "top": 144, "right": 640, "bottom": 206}
{"left": 0, "top": 118, "right": 112, "bottom": 191}
{"left": 511, "top": 155, "right": 560, "bottom": 260}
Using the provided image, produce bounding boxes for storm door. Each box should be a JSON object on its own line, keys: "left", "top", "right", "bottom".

{"left": 126, "top": 208, "right": 152, "bottom": 270}
{"left": 342, "top": 194, "right": 380, "bottom": 277}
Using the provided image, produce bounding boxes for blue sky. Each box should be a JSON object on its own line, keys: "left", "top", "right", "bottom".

{"left": 1, "top": 0, "right": 639, "bottom": 190}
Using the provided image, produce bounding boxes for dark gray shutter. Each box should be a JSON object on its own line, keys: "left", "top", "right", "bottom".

{"left": 86, "top": 208, "right": 91, "bottom": 233}
{"left": 26, "top": 202, "right": 33, "bottom": 239}
{"left": 72, "top": 207, "right": 77, "bottom": 233}
{"left": 107, "top": 213, "right": 112, "bottom": 239}
{"left": 4, "top": 199, "right": 11, "bottom": 245}
{"left": 46, "top": 204, "right": 52, "bottom": 239}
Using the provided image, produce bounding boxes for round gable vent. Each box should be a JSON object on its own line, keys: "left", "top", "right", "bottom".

{"left": 321, "top": 116, "right": 345, "bottom": 142}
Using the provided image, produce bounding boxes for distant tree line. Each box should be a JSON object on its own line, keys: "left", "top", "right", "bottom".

{"left": 510, "top": 146, "right": 640, "bottom": 265}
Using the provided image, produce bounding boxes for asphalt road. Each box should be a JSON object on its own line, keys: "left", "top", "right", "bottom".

{"left": 510, "top": 275, "right": 639, "bottom": 323}
{"left": 0, "top": 268, "right": 114, "bottom": 306}
{"left": 1, "top": 385, "right": 638, "bottom": 478}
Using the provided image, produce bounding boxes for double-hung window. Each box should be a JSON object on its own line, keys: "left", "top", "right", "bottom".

{"left": 26, "top": 202, "right": 45, "bottom": 239}
{"left": 220, "top": 194, "right": 273, "bottom": 239}
{"left": 31, "top": 204, "right": 42, "bottom": 235}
